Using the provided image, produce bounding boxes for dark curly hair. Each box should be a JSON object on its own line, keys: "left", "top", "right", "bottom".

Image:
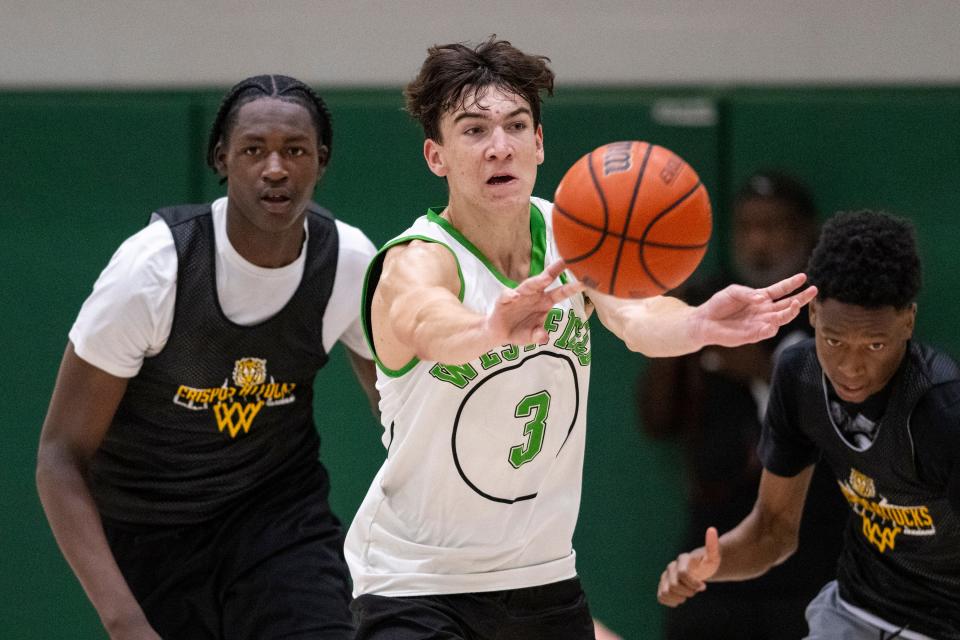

{"left": 806, "top": 210, "right": 921, "bottom": 309}
{"left": 206, "top": 74, "right": 333, "bottom": 176}
{"left": 404, "top": 35, "right": 555, "bottom": 142}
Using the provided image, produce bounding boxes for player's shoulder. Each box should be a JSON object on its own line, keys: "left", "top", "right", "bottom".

{"left": 531, "top": 195, "right": 553, "bottom": 214}
{"left": 913, "top": 379, "right": 960, "bottom": 462}
{"left": 914, "top": 342, "right": 960, "bottom": 426}
{"left": 334, "top": 218, "right": 376, "bottom": 257}
{"left": 918, "top": 380, "right": 960, "bottom": 415}
{"left": 775, "top": 336, "right": 817, "bottom": 370}
{"left": 768, "top": 337, "right": 820, "bottom": 395}
{"left": 531, "top": 196, "right": 554, "bottom": 226}
{"left": 384, "top": 236, "right": 456, "bottom": 268}
{"left": 911, "top": 341, "right": 960, "bottom": 385}
{"left": 112, "top": 218, "right": 177, "bottom": 282}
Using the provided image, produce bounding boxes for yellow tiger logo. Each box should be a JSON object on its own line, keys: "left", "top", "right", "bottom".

{"left": 849, "top": 468, "right": 876, "bottom": 498}
{"left": 233, "top": 357, "right": 267, "bottom": 387}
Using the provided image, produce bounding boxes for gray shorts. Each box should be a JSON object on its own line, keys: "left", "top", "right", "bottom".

{"left": 804, "top": 580, "right": 935, "bottom": 640}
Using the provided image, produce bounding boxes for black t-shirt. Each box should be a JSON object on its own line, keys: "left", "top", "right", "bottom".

{"left": 760, "top": 339, "right": 960, "bottom": 638}
{"left": 762, "top": 347, "right": 960, "bottom": 512}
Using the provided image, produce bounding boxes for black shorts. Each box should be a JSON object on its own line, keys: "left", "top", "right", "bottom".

{"left": 102, "top": 463, "right": 353, "bottom": 640}
{"left": 351, "top": 577, "right": 595, "bottom": 640}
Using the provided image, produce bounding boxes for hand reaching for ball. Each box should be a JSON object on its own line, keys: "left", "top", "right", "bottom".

{"left": 688, "top": 273, "right": 817, "bottom": 349}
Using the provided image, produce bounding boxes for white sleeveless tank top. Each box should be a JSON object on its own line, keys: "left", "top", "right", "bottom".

{"left": 345, "top": 197, "right": 592, "bottom": 596}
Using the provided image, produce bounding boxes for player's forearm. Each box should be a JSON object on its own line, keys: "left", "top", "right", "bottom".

{"left": 403, "top": 297, "right": 501, "bottom": 365}
{"left": 594, "top": 293, "right": 702, "bottom": 357}
{"left": 36, "top": 443, "right": 149, "bottom": 633}
{"left": 709, "top": 509, "right": 799, "bottom": 582}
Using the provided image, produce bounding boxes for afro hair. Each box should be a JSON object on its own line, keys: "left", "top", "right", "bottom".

{"left": 806, "top": 210, "right": 921, "bottom": 309}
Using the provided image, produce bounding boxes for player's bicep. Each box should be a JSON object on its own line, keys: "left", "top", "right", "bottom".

{"left": 39, "top": 342, "right": 130, "bottom": 463}
{"left": 756, "top": 466, "right": 815, "bottom": 520}
{"left": 752, "top": 467, "right": 815, "bottom": 546}
{"left": 371, "top": 241, "right": 461, "bottom": 368}
{"left": 758, "top": 360, "right": 820, "bottom": 475}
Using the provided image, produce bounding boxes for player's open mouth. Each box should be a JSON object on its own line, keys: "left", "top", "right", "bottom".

{"left": 836, "top": 382, "right": 866, "bottom": 397}
{"left": 487, "top": 174, "right": 516, "bottom": 185}
{"left": 260, "top": 191, "right": 292, "bottom": 207}
{"left": 260, "top": 192, "right": 294, "bottom": 213}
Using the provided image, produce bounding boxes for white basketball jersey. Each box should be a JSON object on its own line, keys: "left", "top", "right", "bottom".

{"left": 345, "top": 197, "right": 592, "bottom": 597}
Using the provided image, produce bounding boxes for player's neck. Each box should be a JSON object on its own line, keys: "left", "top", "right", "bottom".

{"left": 441, "top": 199, "right": 532, "bottom": 282}
{"left": 225, "top": 210, "right": 306, "bottom": 268}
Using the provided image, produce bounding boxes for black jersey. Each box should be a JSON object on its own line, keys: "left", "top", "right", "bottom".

{"left": 90, "top": 203, "right": 339, "bottom": 525}
{"left": 759, "top": 339, "right": 960, "bottom": 639}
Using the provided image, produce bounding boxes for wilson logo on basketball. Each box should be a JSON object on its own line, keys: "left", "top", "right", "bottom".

{"left": 838, "top": 468, "right": 935, "bottom": 553}
{"left": 172, "top": 357, "right": 297, "bottom": 439}
{"left": 602, "top": 141, "right": 633, "bottom": 176}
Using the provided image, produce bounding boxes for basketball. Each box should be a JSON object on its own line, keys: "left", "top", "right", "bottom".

{"left": 552, "top": 141, "right": 712, "bottom": 298}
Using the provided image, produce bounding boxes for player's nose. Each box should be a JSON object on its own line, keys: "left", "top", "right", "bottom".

{"left": 486, "top": 127, "right": 514, "bottom": 159}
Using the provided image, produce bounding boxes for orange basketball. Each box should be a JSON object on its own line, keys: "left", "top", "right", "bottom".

{"left": 552, "top": 141, "right": 712, "bottom": 298}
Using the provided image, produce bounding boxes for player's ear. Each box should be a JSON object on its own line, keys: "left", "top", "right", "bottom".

{"left": 903, "top": 302, "right": 917, "bottom": 337}
{"left": 424, "top": 138, "right": 447, "bottom": 178}
{"left": 808, "top": 298, "right": 819, "bottom": 325}
{"left": 535, "top": 124, "right": 544, "bottom": 166}
{"left": 316, "top": 144, "right": 330, "bottom": 181}
{"left": 214, "top": 141, "right": 229, "bottom": 177}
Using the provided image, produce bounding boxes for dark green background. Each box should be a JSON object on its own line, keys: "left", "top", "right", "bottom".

{"left": 3, "top": 86, "right": 959, "bottom": 638}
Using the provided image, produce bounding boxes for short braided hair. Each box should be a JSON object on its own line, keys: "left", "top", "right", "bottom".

{"left": 206, "top": 74, "right": 333, "bottom": 173}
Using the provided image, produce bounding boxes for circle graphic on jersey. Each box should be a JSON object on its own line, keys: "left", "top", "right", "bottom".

{"left": 452, "top": 352, "right": 580, "bottom": 504}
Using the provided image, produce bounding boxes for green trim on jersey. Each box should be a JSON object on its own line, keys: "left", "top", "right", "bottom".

{"left": 426, "top": 202, "right": 548, "bottom": 288}
{"left": 361, "top": 234, "right": 466, "bottom": 378}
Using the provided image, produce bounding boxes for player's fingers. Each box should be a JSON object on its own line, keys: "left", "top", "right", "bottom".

{"left": 703, "top": 527, "right": 721, "bottom": 569}
{"left": 762, "top": 273, "right": 808, "bottom": 300}
{"left": 657, "top": 572, "right": 685, "bottom": 607}
{"left": 660, "top": 563, "right": 692, "bottom": 603}
{"left": 675, "top": 569, "right": 705, "bottom": 594}
{"left": 667, "top": 558, "right": 703, "bottom": 595}
{"left": 531, "top": 326, "right": 549, "bottom": 344}
{"left": 529, "top": 261, "right": 579, "bottom": 298}
{"left": 520, "top": 259, "right": 567, "bottom": 291}
{"left": 547, "top": 280, "right": 585, "bottom": 304}
{"left": 786, "top": 284, "right": 817, "bottom": 307}
{"left": 770, "top": 299, "right": 802, "bottom": 326}
{"left": 543, "top": 259, "right": 568, "bottom": 281}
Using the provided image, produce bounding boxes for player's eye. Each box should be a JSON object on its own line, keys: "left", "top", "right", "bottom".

{"left": 242, "top": 146, "right": 261, "bottom": 156}
{"left": 464, "top": 126, "right": 483, "bottom": 136}
{"left": 287, "top": 147, "right": 306, "bottom": 157}
{"left": 825, "top": 338, "right": 841, "bottom": 347}
{"left": 510, "top": 121, "right": 527, "bottom": 131}
{"left": 868, "top": 343, "right": 886, "bottom": 352}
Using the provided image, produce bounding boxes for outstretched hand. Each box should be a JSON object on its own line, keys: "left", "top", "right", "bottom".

{"left": 485, "top": 260, "right": 583, "bottom": 346}
{"left": 657, "top": 527, "right": 721, "bottom": 607}
{"left": 689, "top": 273, "right": 816, "bottom": 349}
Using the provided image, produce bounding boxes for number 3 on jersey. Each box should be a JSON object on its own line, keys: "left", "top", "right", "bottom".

{"left": 509, "top": 391, "right": 551, "bottom": 468}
